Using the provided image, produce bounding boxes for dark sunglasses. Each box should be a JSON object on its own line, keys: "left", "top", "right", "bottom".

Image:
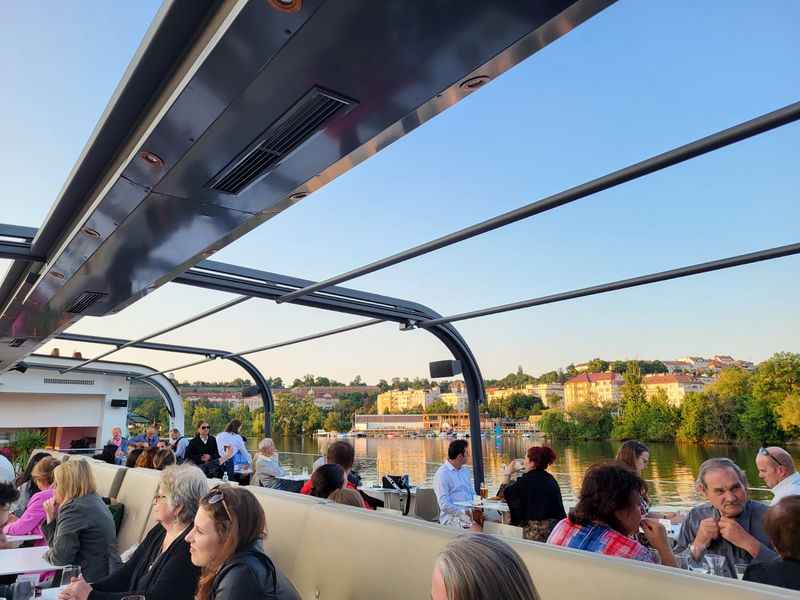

{"left": 759, "top": 447, "right": 782, "bottom": 468}
{"left": 205, "top": 486, "right": 233, "bottom": 522}
{"left": 199, "top": 425, "right": 210, "bottom": 430}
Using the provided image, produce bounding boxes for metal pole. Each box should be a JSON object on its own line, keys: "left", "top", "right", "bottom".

{"left": 419, "top": 242, "right": 800, "bottom": 327}
{"left": 275, "top": 101, "right": 800, "bottom": 305}
{"left": 59, "top": 295, "right": 251, "bottom": 374}
{"left": 134, "top": 318, "right": 384, "bottom": 380}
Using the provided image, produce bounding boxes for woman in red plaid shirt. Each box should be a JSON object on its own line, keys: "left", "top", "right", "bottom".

{"left": 548, "top": 463, "right": 676, "bottom": 567}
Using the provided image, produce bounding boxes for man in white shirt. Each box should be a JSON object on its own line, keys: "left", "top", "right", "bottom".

{"left": 0, "top": 452, "right": 14, "bottom": 483}
{"left": 756, "top": 446, "right": 800, "bottom": 505}
{"left": 433, "top": 439, "right": 474, "bottom": 527}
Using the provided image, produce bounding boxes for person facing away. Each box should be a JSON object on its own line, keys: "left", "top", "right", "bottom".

{"left": 309, "top": 464, "right": 346, "bottom": 499}
{"left": 433, "top": 439, "right": 475, "bottom": 528}
{"left": 328, "top": 487, "right": 365, "bottom": 508}
{"left": 125, "top": 448, "right": 145, "bottom": 469}
{"left": 743, "top": 495, "right": 800, "bottom": 591}
{"left": 299, "top": 441, "right": 371, "bottom": 508}
{"left": 548, "top": 463, "right": 676, "bottom": 567}
{"left": 12, "top": 451, "right": 51, "bottom": 516}
{"left": 755, "top": 446, "right": 800, "bottom": 506}
{"left": 500, "top": 446, "right": 566, "bottom": 542}
{"left": 41, "top": 458, "right": 121, "bottom": 582}
{"left": 215, "top": 420, "right": 251, "bottom": 481}
{"left": 186, "top": 485, "right": 300, "bottom": 600}
{"left": 431, "top": 533, "right": 541, "bottom": 600}
{"left": 153, "top": 448, "right": 177, "bottom": 471}
{"left": 0, "top": 450, "right": 14, "bottom": 484}
{"left": 674, "top": 457, "right": 777, "bottom": 578}
{"left": 58, "top": 464, "right": 209, "bottom": 600}
{"left": 253, "top": 438, "right": 287, "bottom": 488}
{"left": 4, "top": 456, "right": 59, "bottom": 546}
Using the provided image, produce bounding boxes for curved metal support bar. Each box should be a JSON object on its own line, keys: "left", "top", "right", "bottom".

{"left": 133, "top": 318, "right": 384, "bottom": 380}
{"left": 55, "top": 332, "right": 275, "bottom": 436}
{"left": 424, "top": 322, "right": 487, "bottom": 493}
{"left": 420, "top": 241, "right": 800, "bottom": 327}
{"left": 60, "top": 295, "right": 251, "bottom": 374}
{"left": 276, "top": 100, "right": 800, "bottom": 304}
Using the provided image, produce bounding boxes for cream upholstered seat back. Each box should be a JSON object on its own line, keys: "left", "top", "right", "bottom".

{"left": 115, "top": 467, "right": 160, "bottom": 551}
{"left": 87, "top": 460, "right": 127, "bottom": 498}
{"left": 247, "top": 487, "right": 795, "bottom": 600}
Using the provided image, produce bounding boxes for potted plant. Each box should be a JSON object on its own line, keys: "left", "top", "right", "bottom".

{"left": 10, "top": 429, "right": 48, "bottom": 471}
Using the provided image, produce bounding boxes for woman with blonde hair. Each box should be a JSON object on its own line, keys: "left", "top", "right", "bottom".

{"left": 3, "top": 456, "right": 59, "bottom": 546}
{"left": 42, "top": 459, "right": 120, "bottom": 581}
{"left": 431, "top": 534, "right": 540, "bottom": 600}
{"left": 186, "top": 485, "right": 298, "bottom": 600}
{"left": 59, "top": 465, "right": 208, "bottom": 600}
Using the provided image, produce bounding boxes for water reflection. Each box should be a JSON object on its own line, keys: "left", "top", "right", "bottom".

{"left": 260, "top": 436, "right": 772, "bottom": 510}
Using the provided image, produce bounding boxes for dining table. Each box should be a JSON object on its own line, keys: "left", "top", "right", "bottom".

{"left": 0, "top": 546, "right": 63, "bottom": 577}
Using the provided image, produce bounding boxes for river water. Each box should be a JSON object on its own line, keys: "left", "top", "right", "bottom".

{"left": 258, "top": 436, "right": 773, "bottom": 511}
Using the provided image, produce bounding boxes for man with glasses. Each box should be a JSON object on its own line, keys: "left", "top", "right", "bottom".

{"left": 186, "top": 422, "right": 233, "bottom": 477}
{"left": 756, "top": 446, "right": 800, "bottom": 505}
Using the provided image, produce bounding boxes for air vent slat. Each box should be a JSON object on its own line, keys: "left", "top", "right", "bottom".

{"left": 209, "top": 87, "right": 357, "bottom": 195}
{"left": 66, "top": 291, "right": 108, "bottom": 314}
{"left": 9, "top": 338, "right": 26, "bottom": 347}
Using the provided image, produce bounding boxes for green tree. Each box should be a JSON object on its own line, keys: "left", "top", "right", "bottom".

{"left": 570, "top": 402, "right": 614, "bottom": 440}
{"left": 752, "top": 352, "right": 800, "bottom": 399}
{"left": 777, "top": 393, "right": 800, "bottom": 436}
{"left": 426, "top": 399, "right": 454, "bottom": 414}
{"left": 738, "top": 393, "right": 783, "bottom": 442}
{"left": 586, "top": 358, "right": 609, "bottom": 373}
{"left": 131, "top": 398, "right": 170, "bottom": 431}
{"left": 540, "top": 410, "right": 575, "bottom": 439}
{"left": 619, "top": 361, "right": 646, "bottom": 413}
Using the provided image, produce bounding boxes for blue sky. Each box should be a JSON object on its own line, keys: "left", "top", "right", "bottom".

{"left": 1, "top": 1, "right": 798, "bottom": 384}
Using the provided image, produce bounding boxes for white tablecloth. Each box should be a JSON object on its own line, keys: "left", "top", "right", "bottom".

{"left": 0, "top": 546, "right": 63, "bottom": 576}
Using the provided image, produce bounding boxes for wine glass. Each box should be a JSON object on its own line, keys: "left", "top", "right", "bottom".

{"left": 705, "top": 553, "right": 726, "bottom": 576}
{"left": 734, "top": 563, "right": 748, "bottom": 580}
{"left": 687, "top": 555, "right": 710, "bottom": 574}
{"left": 60, "top": 565, "right": 82, "bottom": 586}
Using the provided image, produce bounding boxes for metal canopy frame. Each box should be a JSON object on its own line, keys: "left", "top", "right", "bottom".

{"left": 56, "top": 332, "right": 276, "bottom": 435}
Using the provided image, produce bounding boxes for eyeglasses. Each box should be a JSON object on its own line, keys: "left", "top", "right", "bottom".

{"left": 759, "top": 447, "right": 782, "bottom": 468}
{"left": 205, "top": 486, "right": 233, "bottom": 522}
{"left": 152, "top": 494, "right": 167, "bottom": 505}
{"left": 199, "top": 426, "right": 210, "bottom": 430}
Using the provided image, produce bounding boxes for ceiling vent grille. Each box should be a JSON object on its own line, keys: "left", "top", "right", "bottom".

{"left": 43, "top": 377, "right": 95, "bottom": 386}
{"left": 66, "top": 291, "right": 108, "bottom": 314}
{"left": 8, "top": 338, "right": 26, "bottom": 347}
{"left": 208, "top": 87, "right": 357, "bottom": 195}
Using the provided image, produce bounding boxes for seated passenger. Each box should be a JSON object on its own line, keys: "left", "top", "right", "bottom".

{"left": 186, "top": 486, "right": 300, "bottom": 600}
{"left": 548, "top": 463, "right": 676, "bottom": 566}
{"left": 153, "top": 448, "right": 176, "bottom": 471}
{"left": 616, "top": 440, "right": 678, "bottom": 521}
{"left": 300, "top": 441, "right": 370, "bottom": 508}
{"left": 433, "top": 440, "right": 474, "bottom": 528}
{"left": 755, "top": 446, "right": 800, "bottom": 505}
{"left": 135, "top": 447, "right": 158, "bottom": 469}
{"left": 3, "top": 456, "right": 59, "bottom": 546}
{"left": 253, "top": 438, "right": 287, "bottom": 488}
{"left": 675, "top": 457, "right": 776, "bottom": 577}
{"left": 129, "top": 425, "right": 160, "bottom": 449}
{"left": 125, "top": 448, "right": 145, "bottom": 468}
{"left": 309, "top": 464, "right": 346, "bottom": 499}
{"left": 432, "top": 533, "right": 541, "bottom": 600}
{"left": 42, "top": 459, "right": 121, "bottom": 581}
{"left": 328, "top": 487, "right": 365, "bottom": 508}
{"left": 500, "top": 446, "right": 566, "bottom": 542}
{"left": 12, "top": 451, "right": 51, "bottom": 516}
{"left": 185, "top": 422, "right": 233, "bottom": 478}
{"left": 58, "top": 465, "right": 209, "bottom": 600}
{"left": 107, "top": 427, "right": 129, "bottom": 465}
{"left": 744, "top": 495, "right": 800, "bottom": 591}
{"left": 0, "top": 481, "right": 20, "bottom": 549}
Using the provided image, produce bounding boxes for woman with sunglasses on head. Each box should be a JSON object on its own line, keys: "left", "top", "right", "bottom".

{"left": 187, "top": 486, "right": 299, "bottom": 600}
{"left": 59, "top": 465, "right": 209, "bottom": 600}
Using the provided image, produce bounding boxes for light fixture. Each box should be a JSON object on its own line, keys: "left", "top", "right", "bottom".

{"left": 139, "top": 151, "right": 164, "bottom": 167}
{"left": 268, "top": 0, "right": 301, "bottom": 13}
{"left": 82, "top": 227, "right": 101, "bottom": 238}
{"left": 288, "top": 192, "right": 309, "bottom": 202}
{"left": 459, "top": 75, "right": 490, "bottom": 91}
{"left": 50, "top": 271, "right": 65, "bottom": 279}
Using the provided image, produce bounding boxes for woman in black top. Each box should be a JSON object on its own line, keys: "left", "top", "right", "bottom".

{"left": 186, "top": 485, "right": 299, "bottom": 600}
{"left": 744, "top": 496, "right": 800, "bottom": 591}
{"left": 58, "top": 465, "right": 209, "bottom": 600}
{"left": 500, "top": 446, "right": 566, "bottom": 542}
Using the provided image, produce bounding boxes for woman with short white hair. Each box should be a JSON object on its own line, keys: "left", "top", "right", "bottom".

{"left": 253, "top": 438, "right": 287, "bottom": 488}
{"left": 431, "top": 534, "right": 540, "bottom": 600}
{"left": 59, "top": 464, "right": 209, "bottom": 600}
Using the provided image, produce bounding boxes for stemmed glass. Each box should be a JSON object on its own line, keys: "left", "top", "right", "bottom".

{"left": 60, "top": 565, "right": 82, "bottom": 586}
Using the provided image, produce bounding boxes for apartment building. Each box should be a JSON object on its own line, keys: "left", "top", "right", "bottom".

{"left": 564, "top": 372, "right": 623, "bottom": 410}
{"left": 377, "top": 388, "right": 440, "bottom": 414}
{"left": 642, "top": 373, "right": 705, "bottom": 407}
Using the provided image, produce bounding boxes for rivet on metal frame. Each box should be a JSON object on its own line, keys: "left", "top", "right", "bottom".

{"left": 139, "top": 151, "right": 164, "bottom": 167}
{"left": 268, "top": 0, "right": 301, "bottom": 13}
{"left": 459, "top": 75, "right": 490, "bottom": 91}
